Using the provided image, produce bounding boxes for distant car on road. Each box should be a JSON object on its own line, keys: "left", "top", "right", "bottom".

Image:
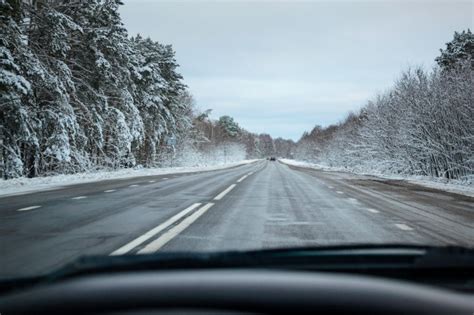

{"left": 269, "top": 157, "right": 276, "bottom": 161}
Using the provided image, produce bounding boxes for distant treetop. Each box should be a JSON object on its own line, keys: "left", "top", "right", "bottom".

{"left": 435, "top": 29, "right": 473, "bottom": 71}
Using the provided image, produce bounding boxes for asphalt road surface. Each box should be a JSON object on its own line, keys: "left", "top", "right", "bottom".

{"left": 1, "top": 160, "right": 473, "bottom": 278}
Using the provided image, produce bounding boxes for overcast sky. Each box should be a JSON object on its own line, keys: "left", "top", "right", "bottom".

{"left": 120, "top": 0, "right": 473, "bottom": 140}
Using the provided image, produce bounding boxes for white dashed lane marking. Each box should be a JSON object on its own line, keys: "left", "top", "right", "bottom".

{"left": 137, "top": 203, "right": 215, "bottom": 254}
{"left": 71, "top": 196, "right": 87, "bottom": 200}
{"left": 110, "top": 203, "right": 202, "bottom": 256}
{"left": 148, "top": 180, "right": 156, "bottom": 183}
{"left": 237, "top": 175, "right": 248, "bottom": 183}
{"left": 395, "top": 223, "right": 413, "bottom": 231}
{"left": 214, "top": 184, "right": 236, "bottom": 200}
{"left": 17, "top": 205, "right": 41, "bottom": 211}
{"left": 336, "top": 191, "right": 344, "bottom": 194}
{"left": 129, "top": 184, "right": 139, "bottom": 187}
{"left": 367, "top": 208, "right": 380, "bottom": 214}
{"left": 113, "top": 169, "right": 248, "bottom": 255}
{"left": 104, "top": 189, "right": 116, "bottom": 193}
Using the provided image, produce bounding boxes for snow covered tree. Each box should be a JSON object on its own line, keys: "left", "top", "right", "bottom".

{"left": 436, "top": 29, "right": 473, "bottom": 71}
{"left": 24, "top": 0, "right": 88, "bottom": 174}
{"left": 294, "top": 61, "right": 473, "bottom": 180}
{"left": 0, "top": 0, "right": 277, "bottom": 179}
{"left": 217, "top": 115, "right": 241, "bottom": 140}
{"left": 257, "top": 133, "right": 275, "bottom": 157}
{"left": 0, "top": 0, "right": 37, "bottom": 178}
{"left": 293, "top": 31, "right": 473, "bottom": 180}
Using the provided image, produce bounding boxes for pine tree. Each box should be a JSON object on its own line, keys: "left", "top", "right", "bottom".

{"left": 217, "top": 115, "right": 241, "bottom": 139}
{"left": 0, "top": 0, "right": 37, "bottom": 178}
{"left": 435, "top": 29, "right": 474, "bottom": 71}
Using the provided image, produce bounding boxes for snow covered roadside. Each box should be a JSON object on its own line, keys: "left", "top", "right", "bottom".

{"left": 0, "top": 160, "right": 260, "bottom": 198}
{"left": 279, "top": 159, "right": 474, "bottom": 198}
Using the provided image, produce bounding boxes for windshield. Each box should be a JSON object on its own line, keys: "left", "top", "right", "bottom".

{"left": 0, "top": 0, "right": 473, "bottom": 279}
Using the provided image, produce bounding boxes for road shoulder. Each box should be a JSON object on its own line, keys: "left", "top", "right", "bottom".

{"left": 0, "top": 160, "right": 260, "bottom": 198}
{"left": 279, "top": 159, "right": 474, "bottom": 198}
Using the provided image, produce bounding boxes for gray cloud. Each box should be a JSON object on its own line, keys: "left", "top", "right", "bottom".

{"left": 121, "top": 0, "right": 473, "bottom": 140}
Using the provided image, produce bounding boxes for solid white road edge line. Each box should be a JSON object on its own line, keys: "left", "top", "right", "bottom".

{"left": 110, "top": 203, "right": 202, "bottom": 256}
{"left": 395, "top": 223, "right": 413, "bottom": 231}
{"left": 71, "top": 196, "right": 87, "bottom": 200}
{"left": 214, "top": 184, "right": 236, "bottom": 200}
{"left": 137, "top": 203, "right": 215, "bottom": 254}
{"left": 237, "top": 175, "right": 248, "bottom": 183}
{"left": 17, "top": 205, "right": 41, "bottom": 211}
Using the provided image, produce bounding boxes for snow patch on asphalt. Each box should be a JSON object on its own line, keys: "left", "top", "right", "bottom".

{"left": 280, "top": 159, "right": 474, "bottom": 198}
{"left": 0, "top": 160, "right": 259, "bottom": 197}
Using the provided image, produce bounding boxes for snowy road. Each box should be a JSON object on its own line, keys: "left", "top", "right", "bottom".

{"left": 1, "top": 160, "right": 473, "bottom": 277}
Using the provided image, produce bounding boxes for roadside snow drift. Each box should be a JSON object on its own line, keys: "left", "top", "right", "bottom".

{"left": 0, "top": 160, "right": 259, "bottom": 197}
{"left": 280, "top": 159, "right": 474, "bottom": 198}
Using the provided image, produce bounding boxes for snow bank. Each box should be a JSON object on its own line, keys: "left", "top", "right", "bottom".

{"left": 280, "top": 159, "right": 474, "bottom": 198}
{"left": 172, "top": 143, "right": 247, "bottom": 168}
{"left": 0, "top": 160, "right": 259, "bottom": 197}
